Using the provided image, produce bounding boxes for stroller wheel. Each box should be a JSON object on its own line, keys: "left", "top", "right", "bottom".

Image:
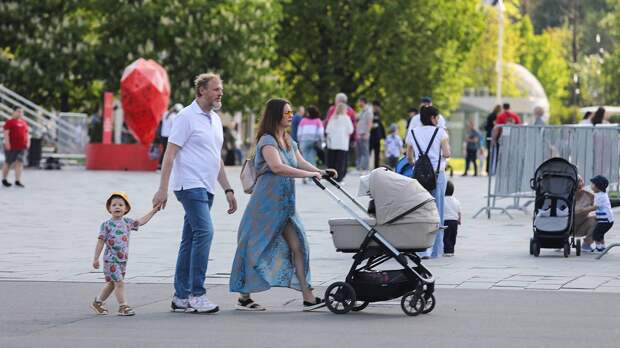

{"left": 576, "top": 239, "right": 581, "bottom": 256}
{"left": 421, "top": 293, "right": 436, "bottom": 314}
{"left": 563, "top": 242, "right": 570, "bottom": 258}
{"left": 529, "top": 238, "right": 534, "bottom": 255}
{"left": 532, "top": 240, "right": 540, "bottom": 257}
{"left": 325, "top": 282, "right": 356, "bottom": 314}
{"left": 351, "top": 301, "right": 369, "bottom": 312}
{"left": 401, "top": 291, "right": 425, "bottom": 316}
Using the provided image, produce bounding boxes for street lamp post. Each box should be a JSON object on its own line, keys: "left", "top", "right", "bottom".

{"left": 496, "top": 0, "right": 504, "bottom": 106}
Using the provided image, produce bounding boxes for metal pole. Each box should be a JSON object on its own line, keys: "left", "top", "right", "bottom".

{"left": 496, "top": 0, "right": 504, "bottom": 105}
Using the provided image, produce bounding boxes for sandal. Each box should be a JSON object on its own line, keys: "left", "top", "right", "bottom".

{"left": 236, "top": 298, "right": 266, "bottom": 311}
{"left": 118, "top": 304, "right": 135, "bottom": 316}
{"left": 90, "top": 298, "right": 108, "bottom": 315}
{"left": 303, "top": 297, "right": 325, "bottom": 311}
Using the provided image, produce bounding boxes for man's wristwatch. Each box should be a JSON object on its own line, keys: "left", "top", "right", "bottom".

{"left": 225, "top": 189, "right": 234, "bottom": 195}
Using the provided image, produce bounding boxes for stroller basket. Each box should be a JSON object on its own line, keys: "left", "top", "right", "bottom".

{"left": 351, "top": 270, "right": 415, "bottom": 302}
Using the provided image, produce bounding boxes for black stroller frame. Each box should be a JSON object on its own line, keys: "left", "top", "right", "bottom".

{"left": 312, "top": 175, "right": 436, "bottom": 316}
{"left": 528, "top": 158, "right": 580, "bottom": 257}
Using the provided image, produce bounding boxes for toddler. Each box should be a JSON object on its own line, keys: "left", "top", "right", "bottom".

{"left": 585, "top": 176, "right": 614, "bottom": 252}
{"left": 91, "top": 192, "right": 158, "bottom": 316}
{"left": 384, "top": 124, "right": 403, "bottom": 169}
{"left": 443, "top": 181, "right": 461, "bottom": 256}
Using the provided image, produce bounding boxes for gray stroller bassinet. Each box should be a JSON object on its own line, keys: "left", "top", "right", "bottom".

{"left": 329, "top": 168, "right": 440, "bottom": 252}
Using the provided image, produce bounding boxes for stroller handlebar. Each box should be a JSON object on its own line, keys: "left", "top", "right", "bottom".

{"left": 312, "top": 177, "right": 326, "bottom": 190}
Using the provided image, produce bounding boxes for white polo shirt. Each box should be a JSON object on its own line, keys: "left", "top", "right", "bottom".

{"left": 168, "top": 100, "right": 223, "bottom": 194}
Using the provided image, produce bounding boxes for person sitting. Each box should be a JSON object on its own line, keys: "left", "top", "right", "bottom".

{"left": 574, "top": 176, "right": 596, "bottom": 252}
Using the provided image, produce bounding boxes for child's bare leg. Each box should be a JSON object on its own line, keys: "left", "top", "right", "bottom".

{"left": 113, "top": 281, "right": 126, "bottom": 305}
{"left": 98, "top": 282, "right": 115, "bottom": 302}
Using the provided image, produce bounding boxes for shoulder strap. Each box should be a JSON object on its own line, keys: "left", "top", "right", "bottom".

{"left": 411, "top": 129, "right": 424, "bottom": 154}
{"left": 425, "top": 127, "right": 440, "bottom": 155}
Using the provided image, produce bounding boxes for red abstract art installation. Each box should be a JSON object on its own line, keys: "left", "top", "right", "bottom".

{"left": 120, "top": 58, "right": 170, "bottom": 144}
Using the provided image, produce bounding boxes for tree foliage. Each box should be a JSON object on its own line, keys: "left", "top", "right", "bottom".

{"left": 0, "top": 0, "right": 282, "bottom": 113}
{"left": 275, "top": 0, "right": 485, "bottom": 121}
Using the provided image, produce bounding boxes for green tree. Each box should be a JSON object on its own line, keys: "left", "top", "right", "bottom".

{"left": 0, "top": 1, "right": 101, "bottom": 111}
{"left": 0, "top": 0, "right": 283, "bottom": 114}
{"left": 275, "top": 0, "right": 485, "bottom": 121}
{"left": 602, "top": 0, "right": 620, "bottom": 104}
{"left": 89, "top": 0, "right": 283, "bottom": 114}
{"left": 462, "top": 2, "right": 572, "bottom": 123}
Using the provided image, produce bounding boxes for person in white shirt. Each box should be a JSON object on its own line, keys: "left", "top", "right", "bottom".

{"left": 326, "top": 103, "right": 354, "bottom": 182}
{"left": 152, "top": 73, "right": 237, "bottom": 314}
{"left": 583, "top": 175, "right": 615, "bottom": 252}
{"left": 443, "top": 181, "right": 461, "bottom": 256}
{"left": 406, "top": 106, "right": 451, "bottom": 258}
{"left": 579, "top": 111, "right": 592, "bottom": 125}
{"left": 158, "top": 103, "right": 183, "bottom": 165}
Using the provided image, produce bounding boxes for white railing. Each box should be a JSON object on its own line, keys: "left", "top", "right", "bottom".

{"left": 0, "top": 84, "right": 86, "bottom": 154}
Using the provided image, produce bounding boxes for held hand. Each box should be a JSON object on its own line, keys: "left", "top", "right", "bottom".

{"left": 323, "top": 168, "right": 338, "bottom": 179}
{"left": 152, "top": 189, "right": 168, "bottom": 210}
{"left": 93, "top": 259, "right": 100, "bottom": 269}
{"left": 226, "top": 191, "right": 237, "bottom": 214}
{"left": 309, "top": 171, "right": 321, "bottom": 180}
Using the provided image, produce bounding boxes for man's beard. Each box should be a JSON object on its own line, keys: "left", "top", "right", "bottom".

{"left": 211, "top": 101, "right": 222, "bottom": 111}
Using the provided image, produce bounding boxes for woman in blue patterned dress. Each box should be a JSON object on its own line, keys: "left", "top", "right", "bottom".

{"left": 230, "top": 99, "right": 333, "bottom": 311}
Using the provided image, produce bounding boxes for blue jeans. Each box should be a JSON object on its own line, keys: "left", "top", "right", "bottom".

{"left": 412, "top": 170, "right": 446, "bottom": 258}
{"left": 356, "top": 138, "right": 369, "bottom": 171}
{"left": 173, "top": 188, "right": 215, "bottom": 299}
{"left": 300, "top": 140, "right": 318, "bottom": 167}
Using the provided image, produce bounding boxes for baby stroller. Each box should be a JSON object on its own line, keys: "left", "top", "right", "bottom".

{"left": 529, "top": 158, "right": 579, "bottom": 257}
{"left": 313, "top": 168, "right": 441, "bottom": 316}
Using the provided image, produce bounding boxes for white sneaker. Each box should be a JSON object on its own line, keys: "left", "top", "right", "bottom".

{"left": 188, "top": 295, "right": 219, "bottom": 314}
{"left": 171, "top": 296, "right": 189, "bottom": 312}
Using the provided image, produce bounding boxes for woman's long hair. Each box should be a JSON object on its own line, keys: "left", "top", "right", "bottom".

{"left": 591, "top": 107, "right": 605, "bottom": 125}
{"left": 256, "top": 98, "right": 291, "bottom": 149}
{"left": 492, "top": 104, "right": 501, "bottom": 115}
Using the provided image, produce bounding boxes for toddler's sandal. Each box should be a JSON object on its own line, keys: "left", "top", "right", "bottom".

{"left": 118, "top": 304, "right": 135, "bottom": 316}
{"left": 90, "top": 298, "right": 108, "bottom": 315}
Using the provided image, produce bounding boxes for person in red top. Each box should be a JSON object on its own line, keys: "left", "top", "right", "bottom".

{"left": 495, "top": 103, "right": 522, "bottom": 125}
{"left": 3, "top": 107, "right": 30, "bottom": 187}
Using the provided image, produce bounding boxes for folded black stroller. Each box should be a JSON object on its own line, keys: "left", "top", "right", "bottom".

{"left": 529, "top": 157, "right": 579, "bottom": 257}
{"left": 312, "top": 168, "right": 441, "bottom": 316}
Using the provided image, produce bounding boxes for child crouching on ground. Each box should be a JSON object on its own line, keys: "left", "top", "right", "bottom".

{"left": 91, "top": 192, "right": 158, "bottom": 316}
{"left": 443, "top": 181, "right": 461, "bottom": 256}
{"left": 584, "top": 176, "right": 615, "bottom": 252}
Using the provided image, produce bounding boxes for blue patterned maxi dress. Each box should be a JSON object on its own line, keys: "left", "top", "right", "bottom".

{"left": 229, "top": 134, "right": 312, "bottom": 294}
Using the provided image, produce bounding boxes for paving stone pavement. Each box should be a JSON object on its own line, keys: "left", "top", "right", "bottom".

{"left": 1, "top": 167, "right": 619, "bottom": 292}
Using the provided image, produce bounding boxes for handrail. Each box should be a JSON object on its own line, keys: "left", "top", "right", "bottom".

{"left": 0, "top": 85, "right": 86, "bottom": 154}
{"left": 0, "top": 84, "right": 79, "bottom": 132}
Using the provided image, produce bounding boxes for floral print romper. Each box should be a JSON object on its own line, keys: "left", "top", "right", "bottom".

{"left": 98, "top": 218, "right": 139, "bottom": 282}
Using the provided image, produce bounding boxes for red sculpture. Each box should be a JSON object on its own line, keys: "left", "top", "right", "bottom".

{"left": 120, "top": 58, "right": 170, "bottom": 144}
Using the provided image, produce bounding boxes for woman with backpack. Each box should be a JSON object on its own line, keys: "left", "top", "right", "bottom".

{"left": 405, "top": 106, "right": 451, "bottom": 258}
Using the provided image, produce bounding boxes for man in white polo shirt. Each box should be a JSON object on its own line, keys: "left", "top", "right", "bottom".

{"left": 152, "top": 73, "right": 237, "bottom": 314}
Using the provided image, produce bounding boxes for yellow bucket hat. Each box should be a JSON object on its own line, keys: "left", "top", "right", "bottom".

{"left": 106, "top": 192, "right": 131, "bottom": 215}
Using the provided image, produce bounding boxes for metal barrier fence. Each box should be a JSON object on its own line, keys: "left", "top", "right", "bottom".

{"left": 474, "top": 125, "right": 620, "bottom": 219}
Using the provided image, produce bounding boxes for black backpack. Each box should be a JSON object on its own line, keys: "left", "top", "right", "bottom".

{"left": 411, "top": 128, "right": 441, "bottom": 191}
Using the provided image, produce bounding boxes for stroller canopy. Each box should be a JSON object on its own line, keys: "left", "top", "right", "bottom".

{"left": 534, "top": 157, "right": 578, "bottom": 182}
{"left": 532, "top": 157, "right": 579, "bottom": 194}
{"left": 369, "top": 168, "right": 435, "bottom": 225}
